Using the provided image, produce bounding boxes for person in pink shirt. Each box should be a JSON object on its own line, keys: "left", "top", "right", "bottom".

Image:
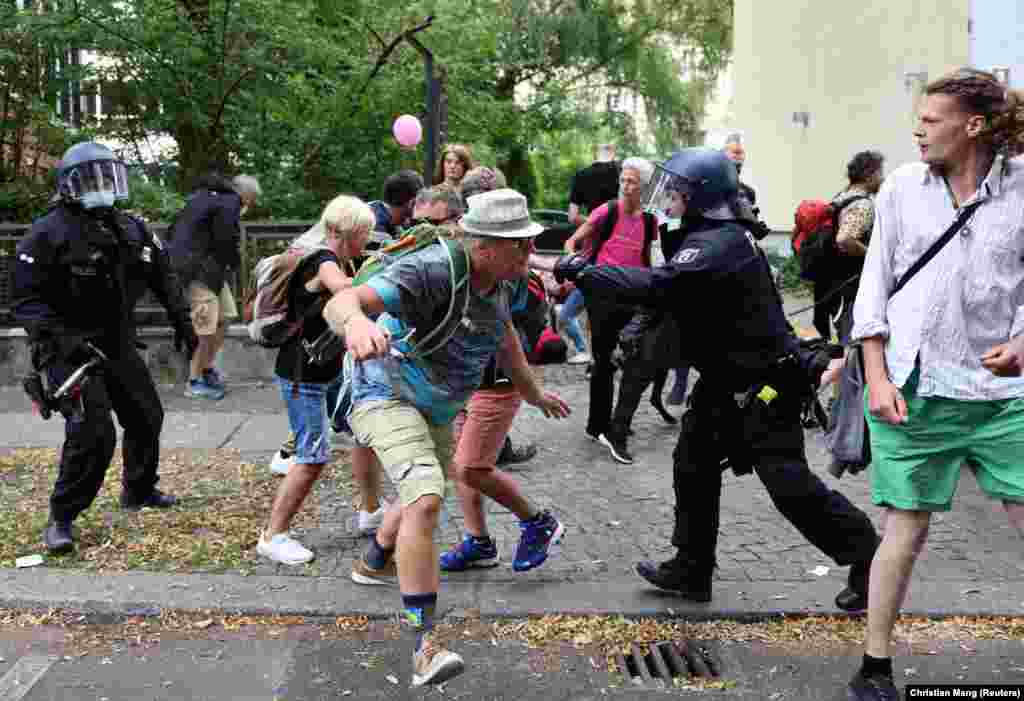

{"left": 564, "top": 157, "right": 658, "bottom": 463}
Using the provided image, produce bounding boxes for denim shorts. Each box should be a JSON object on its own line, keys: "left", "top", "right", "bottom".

{"left": 277, "top": 376, "right": 330, "bottom": 465}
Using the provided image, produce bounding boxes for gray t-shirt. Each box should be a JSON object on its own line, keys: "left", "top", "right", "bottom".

{"left": 352, "top": 242, "right": 528, "bottom": 424}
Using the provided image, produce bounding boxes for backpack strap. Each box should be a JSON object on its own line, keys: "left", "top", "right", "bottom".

{"left": 831, "top": 194, "right": 871, "bottom": 218}
{"left": 589, "top": 200, "right": 619, "bottom": 263}
{"left": 408, "top": 238, "right": 471, "bottom": 357}
{"left": 641, "top": 211, "right": 657, "bottom": 267}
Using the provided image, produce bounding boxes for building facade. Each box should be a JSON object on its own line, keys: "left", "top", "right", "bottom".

{"left": 730, "top": 0, "right": 975, "bottom": 229}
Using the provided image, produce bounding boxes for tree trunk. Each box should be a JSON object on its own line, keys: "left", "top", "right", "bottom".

{"left": 173, "top": 117, "right": 229, "bottom": 192}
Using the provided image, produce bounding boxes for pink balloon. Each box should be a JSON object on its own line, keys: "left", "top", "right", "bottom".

{"left": 393, "top": 115, "right": 423, "bottom": 147}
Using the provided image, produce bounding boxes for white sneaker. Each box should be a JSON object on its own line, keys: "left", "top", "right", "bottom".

{"left": 356, "top": 504, "right": 387, "bottom": 536}
{"left": 257, "top": 531, "right": 314, "bottom": 565}
{"left": 269, "top": 450, "right": 294, "bottom": 476}
{"left": 412, "top": 635, "right": 465, "bottom": 687}
{"left": 567, "top": 352, "right": 592, "bottom": 365}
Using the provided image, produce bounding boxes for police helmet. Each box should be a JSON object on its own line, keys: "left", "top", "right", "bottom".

{"left": 56, "top": 141, "right": 129, "bottom": 209}
{"left": 643, "top": 147, "right": 742, "bottom": 221}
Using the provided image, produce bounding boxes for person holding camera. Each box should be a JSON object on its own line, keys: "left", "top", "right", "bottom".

{"left": 13, "top": 141, "right": 197, "bottom": 554}
{"left": 554, "top": 147, "right": 878, "bottom": 610}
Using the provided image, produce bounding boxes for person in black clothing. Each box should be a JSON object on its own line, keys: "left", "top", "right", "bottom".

{"left": 722, "top": 133, "right": 771, "bottom": 242}
{"left": 13, "top": 141, "right": 197, "bottom": 554}
{"left": 168, "top": 172, "right": 260, "bottom": 399}
{"left": 368, "top": 170, "right": 424, "bottom": 247}
{"left": 567, "top": 143, "right": 621, "bottom": 227}
{"left": 554, "top": 147, "right": 879, "bottom": 611}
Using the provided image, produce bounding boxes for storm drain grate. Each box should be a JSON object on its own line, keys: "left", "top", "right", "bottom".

{"left": 614, "top": 640, "right": 720, "bottom": 687}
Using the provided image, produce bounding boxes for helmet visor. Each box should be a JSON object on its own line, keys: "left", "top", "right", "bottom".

{"left": 65, "top": 160, "right": 129, "bottom": 201}
{"left": 642, "top": 164, "right": 694, "bottom": 221}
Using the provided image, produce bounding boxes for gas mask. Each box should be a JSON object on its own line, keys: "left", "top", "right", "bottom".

{"left": 80, "top": 190, "right": 116, "bottom": 210}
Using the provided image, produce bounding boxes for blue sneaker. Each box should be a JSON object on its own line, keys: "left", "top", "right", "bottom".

{"left": 186, "top": 378, "right": 225, "bottom": 400}
{"left": 512, "top": 511, "right": 564, "bottom": 572}
{"left": 203, "top": 367, "right": 226, "bottom": 391}
{"left": 440, "top": 535, "right": 500, "bottom": 572}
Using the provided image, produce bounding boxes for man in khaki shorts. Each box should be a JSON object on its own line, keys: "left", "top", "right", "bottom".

{"left": 169, "top": 173, "right": 260, "bottom": 399}
{"left": 323, "top": 189, "right": 570, "bottom": 687}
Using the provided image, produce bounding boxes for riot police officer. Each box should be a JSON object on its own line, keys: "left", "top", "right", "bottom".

{"left": 554, "top": 148, "right": 878, "bottom": 611}
{"left": 13, "top": 141, "right": 198, "bottom": 554}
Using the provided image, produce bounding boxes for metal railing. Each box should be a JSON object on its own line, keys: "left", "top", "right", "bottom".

{"left": 0, "top": 219, "right": 796, "bottom": 326}
{"left": 0, "top": 221, "right": 312, "bottom": 326}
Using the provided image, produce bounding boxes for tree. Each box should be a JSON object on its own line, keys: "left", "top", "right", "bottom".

{"left": 0, "top": 1, "right": 78, "bottom": 219}
{"left": 6, "top": 0, "right": 732, "bottom": 217}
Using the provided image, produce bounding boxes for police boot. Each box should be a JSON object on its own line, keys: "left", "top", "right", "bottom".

{"left": 635, "top": 555, "right": 712, "bottom": 602}
{"left": 835, "top": 560, "right": 870, "bottom": 612}
{"left": 121, "top": 488, "right": 178, "bottom": 512}
{"left": 496, "top": 437, "right": 538, "bottom": 468}
{"left": 43, "top": 519, "right": 74, "bottom": 554}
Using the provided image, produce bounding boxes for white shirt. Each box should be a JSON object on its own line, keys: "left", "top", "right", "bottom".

{"left": 851, "top": 155, "right": 1024, "bottom": 400}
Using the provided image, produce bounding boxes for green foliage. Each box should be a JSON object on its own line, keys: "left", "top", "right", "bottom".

{"left": 0, "top": 182, "right": 54, "bottom": 224}
{"left": 2, "top": 0, "right": 733, "bottom": 220}
{"left": 765, "top": 251, "right": 813, "bottom": 293}
{"left": 123, "top": 175, "right": 186, "bottom": 223}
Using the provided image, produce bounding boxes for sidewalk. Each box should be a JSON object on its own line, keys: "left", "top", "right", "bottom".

{"left": 1, "top": 350, "right": 1023, "bottom": 620}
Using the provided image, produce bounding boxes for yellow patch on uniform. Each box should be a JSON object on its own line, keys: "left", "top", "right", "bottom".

{"left": 757, "top": 385, "right": 778, "bottom": 404}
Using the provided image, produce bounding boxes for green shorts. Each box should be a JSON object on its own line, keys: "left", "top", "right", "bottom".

{"left": 867, "top": 369, "right": 1024, "bottom": 511}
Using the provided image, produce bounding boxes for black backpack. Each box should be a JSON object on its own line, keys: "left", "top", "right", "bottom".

{"left": 589, "top": 200, "right": 657, "bottom": 266}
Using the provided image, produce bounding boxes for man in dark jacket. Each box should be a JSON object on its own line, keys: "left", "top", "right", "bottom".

{"left": 14, "top": 141, "right": 197, "bottom": 553}
{"left": 168, "top": 174, "right": 260, "bottom": 399}
{"left": 555, "top": 148, "right": 879, "bottom": 612}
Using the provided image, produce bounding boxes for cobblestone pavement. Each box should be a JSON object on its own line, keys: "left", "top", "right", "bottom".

{"left": 1, "top": 294, "right": 1021, "bottom": 596}
{"left": 212, "top": 362, "right": 1022, "bottom": 593}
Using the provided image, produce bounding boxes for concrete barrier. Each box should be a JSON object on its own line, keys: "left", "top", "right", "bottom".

{"left": 0, "top": 324, "right": 276, "bottom": 387}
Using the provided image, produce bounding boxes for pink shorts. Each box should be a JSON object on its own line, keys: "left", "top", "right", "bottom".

{"left": 453, "top": 386, "right": 522, "bottom": 470}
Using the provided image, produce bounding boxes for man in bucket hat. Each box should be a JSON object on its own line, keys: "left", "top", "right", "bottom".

{"left": 323, "top": 188, "right": 570, "bottom": 687}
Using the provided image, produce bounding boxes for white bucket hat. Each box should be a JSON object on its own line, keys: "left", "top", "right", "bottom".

{"left": 459, "top": 188, "right": 545, "bottom": 239}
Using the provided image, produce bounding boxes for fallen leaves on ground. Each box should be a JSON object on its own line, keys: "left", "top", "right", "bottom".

{"left": 1, "top": 608, "right": 1023, "bottom": 682}
{"left": 490, "top": 613, "right": 1024, "bottom": 653}
{"left": 0, "top": 448, "right": 348, "bottom": 573}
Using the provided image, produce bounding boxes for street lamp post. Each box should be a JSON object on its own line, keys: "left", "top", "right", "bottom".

{"left": 406, "top": 35, "right": 442, "bottom": 182}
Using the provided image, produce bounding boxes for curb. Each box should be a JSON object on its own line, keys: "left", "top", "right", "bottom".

{"left": 2, "top": 568, "right": 1022, "bottom": 621}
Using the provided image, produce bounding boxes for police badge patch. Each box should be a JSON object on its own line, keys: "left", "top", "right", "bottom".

{"left": 677, "top": 248, "right": 701, "bottom": 264}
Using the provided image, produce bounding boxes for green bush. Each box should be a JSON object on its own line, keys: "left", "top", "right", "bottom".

{"left": 123, "top": 175, "right": 186, "bottom": 223}
{"left": 779, "top": 255, "right": 812, "bottom": 294}
{"left": 0, "top": 182, "right": 54, "bottom": 224}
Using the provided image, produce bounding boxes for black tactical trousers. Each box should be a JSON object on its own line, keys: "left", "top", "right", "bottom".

{"left": 585, "top": 305, "right": 635, "bottom": 438}
{"left": 670, "top": 380, "right": 878, "bottom": 572}
{"left": 48, "top": 346, "right": 164, "bottom": 522}
{"left": 608, "top": 367, "right": 670, "bottom": 441}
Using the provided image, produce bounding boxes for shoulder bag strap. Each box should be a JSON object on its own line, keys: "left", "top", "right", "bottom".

{"left": 891, "top": 200, "right": 982, "bottom": 297}
{"left": 589, "top": 200, "right": 619, "bottom": 264}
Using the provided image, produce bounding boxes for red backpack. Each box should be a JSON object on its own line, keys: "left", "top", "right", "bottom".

{"left": 791, "top": 195, "right": 869, "bottom": 282}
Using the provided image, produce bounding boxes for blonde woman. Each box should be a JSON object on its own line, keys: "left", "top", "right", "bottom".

{"left": 258, "top": 196, "right": 374, "bottom": 565}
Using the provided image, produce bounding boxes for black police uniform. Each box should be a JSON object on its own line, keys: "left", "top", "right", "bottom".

{"left": 573, "top": 217, "right": 879, "bottom": 603}
{"left": 14, "top": 204, "right": 194, "bottom": 525}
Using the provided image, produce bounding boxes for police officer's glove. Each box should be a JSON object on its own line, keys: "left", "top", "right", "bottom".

{"left": 553, "top": 254, "right": 590, "bottom": 284}
{"left": 796, "top": 338, "right": 843, "bottom": 388}
{"left": 173, "top": 317, "right": 199, "bottom": 359}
